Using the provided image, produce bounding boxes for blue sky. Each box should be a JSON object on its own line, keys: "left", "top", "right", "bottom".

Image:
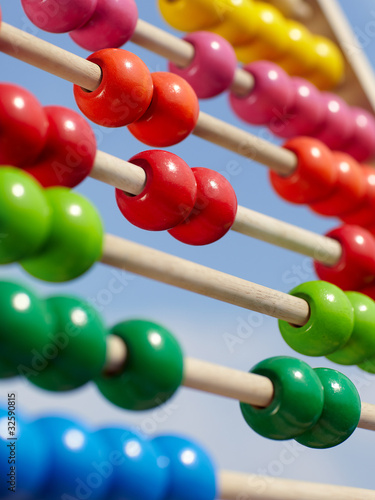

{"left": 1, "top": 0, "right": 375, "bottom": 491}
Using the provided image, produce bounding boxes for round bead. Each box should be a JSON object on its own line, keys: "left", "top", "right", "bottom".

{"left": 21, "top": 188, "right": 104, "bottom": 282}
{"left": 340, "top": 165, "right": 375, "bottom": 227}
{"left": 269, "top": 77, "right": 324, "bottom": 138}
{"left": 0, "top": 359, "right": 18, "bottom": 379}
{"left": 0, "top": 411, "right": 47, "bottom": 500}
{"left": 28, "top": 295, "right": 107, "bottom": 391}
{"left": 128, "top": 72, "right": 199, "bottom": 147}
{"left": 269, "top": 137, "right": 337, "bottom": 204}
{"left": 152, "top": 435, "right": 217, "bottom": 500}
{"left": 240, "top": 357, "right": 324, "bottom": 440}
{"left": 208, "top": 0, "right": 257, "bottom": 46}
{"left": 310, "top": 152, "right": 366, "bottom": 217}
{"left": 169, "top": 32, "right": 237, "bottom": 99}
{"left": 295, "top": 368, "right": 361, "bottom": 448}
{"left": 0, "top": 83, "right": 48, "bottom": 167}
{"left": 95, "top": 320, "right": 184, "bottom": 411}
{"left": 306, "top": 37, "right": 345, "bottom": 90}
{"left": 314, "top": 225, "right": 375, "bottom": 291}
{"left": 327, "top": 292, "right": 375, "bottom": 365}
{"left": 0, "top": 281, "right": 52, "bottom": 368}
{"left": 95, "top": 427, "right": 168, "bottom": 500}
{"left": 276, "top": 21, "right": 317, "bottom": 76}
{"left": 33, "top": 417, "right": 110, "bottom": 500}
{"left": 358, "top": 358, "right": 375, "bottom": 374}
{"left": 342, "top": 108, "right": 375, "bottom": 162}
{"left": 0, "top": 168, "right": 51, "bottom": 264}
{"left": 158, "top": 0, "right": 219, "bottom": 32}
{"left": 312, "top": 93, "right": 354, "bottom": 150}
{"left": 70, "top": 0, "right": 138, "bottom": 51}
{"left": 21, "top": 0, "right": 97, "bottom": 33}
{"left": 74, "top": 49, "right": 153, "bottom": 127}
{"left": 23, "top": 106, "right": 97, "bottom": 188}
{"left": 278, "top": 281, "right": 354, "bottom": 356}
{"left": 168, "top": 167, "right": 238, "bottom": 246}
{"left": 115, "top": 150, "right": 197, "bottom": 231}
{"left": 229, "top": 61, "right": 293, "bottom": 126}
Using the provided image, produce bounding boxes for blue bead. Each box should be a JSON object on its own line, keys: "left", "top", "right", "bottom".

{"left": 152, "top": 435, "right": 217, "bottom": 500}
{"left": 95, "top": 427, "right": 168, "bottom": 500}
{"left": 33, "top": 417, "right": 111, "bottom": 500}
{"left": 0, "top": 408, "right": 47, "bottom": 500}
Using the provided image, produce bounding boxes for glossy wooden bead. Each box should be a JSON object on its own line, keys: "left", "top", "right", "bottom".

{"left": 169, "top": 32, "right": 237, "bottom": 99}
{"left": 21, "top": 0, "right": 97, "bottom": 33}
{"left": 229, "top": 61, "right": 293, "bottom": 126}
{"left": 24, "top": 106, "right": 97, "bottom": 188}
{"left": 128, "top": 72, "right": 199, "bottom": 147}
{"left": 168, "top": 167, "right": 237, "bottom": 246}
{"left": 279, "top": 281, "right": 354, "bottom": 356}
{"left": 327, "top": 292, "right": 375, "bottom": 366}
{"left": 240, "top": 357, "right": 324, "bottom": 440}
{"left": 0, "top": 168, "right": 51, "bottom": 264}
{"left": 310, "top": 152, "right": 366, "bottom": 217}
{"left": 314, "top": 225, "right": 375, "bottom": 291}
{"left": 306, "top": 37, "right": 345, "bottom": 90}
{"left": 116, "top": 150, "right": 197, "bottom": 231}
{"left": 74, "top": 49, "right": 153, "bottom": 127}
{"left": 276, "top": 21, "right": 317, "bottom": 76}
{"left": 0, "top": 359, "right": 18, "bottom": 379}
{"left": 269, "top": 77, "right": 324, "bottom": 138}
{"left": 70, "top": 0, "right": 138, "bottom": 51}
{"left": 96, "top": 320, "right": 184, "bottom": 410}
{"left": 21, "top": 188, "right": 103, "bottom": 282}
{"left": 342, "top": 108, "right": 375, "bottom": 162}
{"left": 340, "top": 165, "right": 375, "bottom": 227}
{"left": 295, "top": 368, "right": 361, "bottom": 448}
{"left": 0, "top": 83, "right": 48, "bottom": 167}
{"left": 152, "top": 435, "right": 217, "bottom": 500}
{"left": 208, "top": 0, "right": 257, "bottom": 46}
{"left": 158, "top": 0, "right": 219, "bottom": 32}
{"left": 270, "top": 137, "right": 337, "bottom": 204}
{"left": 29, "top": 296, "right": 107, "bottom": 391}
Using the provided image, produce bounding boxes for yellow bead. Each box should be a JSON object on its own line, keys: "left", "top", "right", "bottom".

{"left": 306, "top": 36, "right": 345, "bottom": 90}
{"left": 158, "top": 0, "right": 219, "bottom": 32}
{"left": 209, "top": 0, "right": 257, "bottom": 46}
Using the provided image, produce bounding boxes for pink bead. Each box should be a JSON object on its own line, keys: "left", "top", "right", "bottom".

{"left": 70, "top": 0, "right": 138, "bottom": 51}
{"left": 21, "top": 0, "right": 97, "bottom": 33}
{"left": 229, "top": 61, "right": 293, "bottom": 126}
{"left": 169, "top": 32, "right": 237, "bottom": 99}
{"left": 312, "top": 93, "right": 354, "bottom": 150}
{"left": 341, "top": 108, "right": 375, "bottom": 162}
{"left": 269, "top": 77, "right": 325, "bottom": 138}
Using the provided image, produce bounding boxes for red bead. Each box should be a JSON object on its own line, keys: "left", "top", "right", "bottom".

{"left": 342, "top": 108, "right": 375, "bottom": 162}
{"left": 0, "top": 83, "right": 48, "bottom": 167}
{"left": 115, "top": 150, "right": 197, "bottom": 231}
{"left": 310, "top": 152, "right": 365, "bottom": 216}
{"left": 128, "top": 72, "right": 200, "bottom": 147}
{"left": 23, "top": 106, "right": 96, "bottom": 188}
{"left": 168, "top": 167, "right": 237, "bottom": 245}
{"left": 340, "top": 165, "right": 375, "bottom": 227}
{"left": 314, "top": 225, "right": 375, "bottom": 291}
{"left": 74, "top": 49, "right": 153, "bottom": 127}
{"left": 269, "top": 137, "right": 337, "bottom": 204}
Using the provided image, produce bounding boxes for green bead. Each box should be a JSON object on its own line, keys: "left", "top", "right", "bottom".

{"left": 358, "top": 359, "right": 375, "bottom": 374}
{"left": 279, "top": 281, "right": 354, "bottom": 356}
{"left": 0, "top": 359, "right": 19, "bottom": 379}
{"left": 240, "top": 357, "right": 324, "bottom": 440}
{"left": 28, "top": 296, "right": 107, "bottom": 391}
{"left": 21, "top": 188, "right": 103, "bottom": 282}
{"left": 0, "top": 167, "right": 51, "bottom": 264}
{"left": 95, "top": 320, "right": 184, "bottom": 411}
{"left": 0, "top": 281, "right": 52, "bottom": 367}
{"left": 295, "top": 368, "right": 361, "bottom": 449}
{"left": 327, "top": 292, "right": 375, "bottom": 365}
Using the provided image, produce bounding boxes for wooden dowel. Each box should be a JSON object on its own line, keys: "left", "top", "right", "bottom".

{"left": 219, "top": 471, "right": 375, "bottom": 499}
{"left": 267, "top": 0, "right": 313, "bottom": 19}
{"left": 358, "top": 403, "right": 375, "bottom": 431}
{"left": 104, "top": 335, "right": 127, "bottom": 376}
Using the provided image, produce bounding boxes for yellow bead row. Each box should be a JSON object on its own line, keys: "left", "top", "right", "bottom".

{"left": 158, "top": 0, "right": 345, "bottom": 90}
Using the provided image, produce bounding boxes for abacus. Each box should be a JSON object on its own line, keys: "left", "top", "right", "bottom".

{"left": 1, "top": 0, "right": 375, "bottom": 498}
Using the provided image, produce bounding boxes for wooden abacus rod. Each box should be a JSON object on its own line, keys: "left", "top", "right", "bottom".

{"left": 0, "top": 22, "right": 297, "bottom": 176}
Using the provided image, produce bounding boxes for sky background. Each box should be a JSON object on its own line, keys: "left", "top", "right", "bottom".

{"left": 1, "top": 0, "right": 375, "bottom": 493}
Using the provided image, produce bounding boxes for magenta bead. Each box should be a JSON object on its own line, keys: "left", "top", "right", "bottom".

{"left": 21, "top": 0, "right": 97, "bottom": 33}
{"left": 229, "top": 61, "right": 293, "bottom": 126}
{"left": 70, "top": 0, "right": 138, "bottom": 51}
{"left": 312, "top": 93, "right": 354, "bottom": 150}
{"left": 169, "top": 32, "right": 237, "bottom": 99}
{"left": 269, "top": 77, "right": 325, "bottom": 138}
{"left": 342, "top": 108, "right": 375, "bottom": 162}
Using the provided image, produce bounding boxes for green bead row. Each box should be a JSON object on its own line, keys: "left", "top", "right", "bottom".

{"left": 0, "top": 167, "right": 103, "bottom": 282}
{"left": 278, "top": 280, "right": 375, "bottom": 372}
{"left": 240, "top": 356, "right": 361, "bottom": 449}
